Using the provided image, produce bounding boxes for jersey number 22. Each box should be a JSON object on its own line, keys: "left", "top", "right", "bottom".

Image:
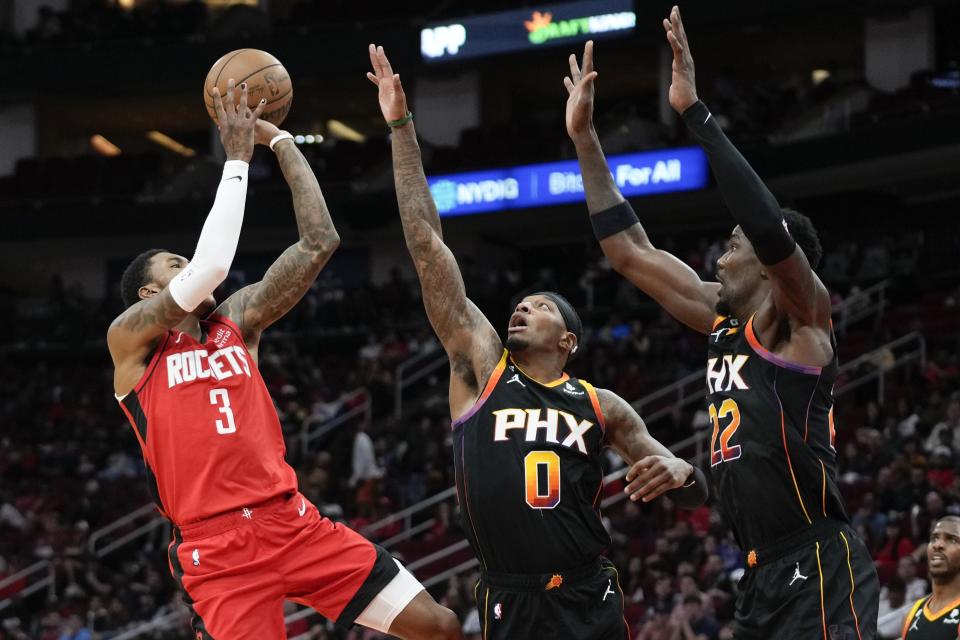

{"left": 709, "top": 399, "right": 742, "bottom": 466}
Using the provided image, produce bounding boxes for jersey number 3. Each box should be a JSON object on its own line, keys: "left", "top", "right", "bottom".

{"left": 524, "top": 451, "right": 560, "bottom": 509}
{"left": 709, "top": 399, "right": 741, "bottom": 466}
{"left": 210, "top": 389, "right": 237, "bottom": 435}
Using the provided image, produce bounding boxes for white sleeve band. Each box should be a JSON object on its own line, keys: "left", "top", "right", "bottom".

{"left": 169, "top": 160, "right": 249, "bottom": 312}
{"left": 269, "top": 131, "right": 295, "bottom": 151}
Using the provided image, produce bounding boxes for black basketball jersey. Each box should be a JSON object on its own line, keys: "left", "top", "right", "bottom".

{"left": 903, "top": 595, "right": 960, "bottom": 639}
{"left": 705, "top": 315, "right": 848, "bottom": 553}
{"left": 452, "top": 350, "right": 610, "bottom": 575}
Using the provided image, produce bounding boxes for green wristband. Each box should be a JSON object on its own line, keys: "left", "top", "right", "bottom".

{"left": 387, "top": 111, "right": 413, "bottom": 128}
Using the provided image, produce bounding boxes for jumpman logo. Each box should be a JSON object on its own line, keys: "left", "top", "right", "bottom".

{"left": 908, "top": 608, "right": 921, "bottom": 631}
{"left": 506, "top": 374, "right": 526, "bottom": 388}
{"left": 789, "top": 562, "right": 808, "bottom": 586}
{"left": 603, "top": 579, "right": 615, "bottom": 601}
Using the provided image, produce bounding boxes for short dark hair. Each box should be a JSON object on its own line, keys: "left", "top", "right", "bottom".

{"left": 781, "top": 209, "right": 822, "bottom": 270}
{"left": 120, "top": 249, "right": 166, "bottom": 308}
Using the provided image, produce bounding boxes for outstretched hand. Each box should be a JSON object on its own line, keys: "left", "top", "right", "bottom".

{"left": 623, "top": 455, "right": 694, "bottom": 503}
{"left": 564, "top": 40, "right": 599, "bottom": 144}
{"left": 366, "top": 44, "right": 409, "bottom": 124}
{"left": 663, "top": 5, "right": 699, "bottom": 114}
{"left": 212, "top": 79, "right": 266, "bottom": 163}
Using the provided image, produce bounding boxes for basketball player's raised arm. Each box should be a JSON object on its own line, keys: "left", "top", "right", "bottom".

{"left": 108, "top": 82, "right": 263, "bottom": 373}
{"left": 215, "top": 120, "right": 340, "bottom": 346}
{"left": 367, "top": 44, "right": 502, "bottom": 417}
{"left": 565, "top": 41, "right": 719, "bottom": 335}
{"left": 597, "top": 388, "right": 708, "bottom": 508}
{"left": 664, "top": 6, "right": 830, "bottom": 329}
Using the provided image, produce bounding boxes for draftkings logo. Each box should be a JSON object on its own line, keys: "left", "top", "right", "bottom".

{"left": 523, "top": 10, "right": 636, "bottom": 45}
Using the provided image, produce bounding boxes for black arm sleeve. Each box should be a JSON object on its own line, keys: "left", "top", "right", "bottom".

{"left": 682, "top": 101, "right": 796, "bottom": 266}
{"left": 667, "top": 464, "right": 708, "bottom": 509}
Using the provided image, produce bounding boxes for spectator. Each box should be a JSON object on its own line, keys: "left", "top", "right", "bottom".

{"left": 670, "top": 594, "right": 720, "bottom": 640}
{"left": 877, "top": 577, "right": 909, "bottom": 639}
{"left": 925, "top": 399, "right": 960, "bottom": 453}
{"left": 894, "top": 556, "right": 928, "bottom": 603}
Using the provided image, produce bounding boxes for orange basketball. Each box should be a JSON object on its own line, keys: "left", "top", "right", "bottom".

{"left": 204, "top": 49, "right": 293, "bottom": 125}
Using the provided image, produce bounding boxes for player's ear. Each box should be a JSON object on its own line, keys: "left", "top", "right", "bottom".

{"left": 559, "top": 332, "right": 577, "bottom": 355}
{"left": 139, "top": 285, "right": 160, "bottom": 300}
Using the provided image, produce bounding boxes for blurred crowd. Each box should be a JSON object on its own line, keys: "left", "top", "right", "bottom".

{"left": 0, "top": 219, "right": 958, "bottom": 638}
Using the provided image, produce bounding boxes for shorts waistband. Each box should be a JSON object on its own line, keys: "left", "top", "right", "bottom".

{"left": 176, "top": 493, "right": 293, "bottom": 541}
{"left": 745, "top": 519, "right": 846, "bottom": 568}
{"left": 481, "top": 558, "right": 604, "bottom": 592}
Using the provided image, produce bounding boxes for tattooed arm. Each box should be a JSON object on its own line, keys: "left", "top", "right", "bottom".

{"left": 215, "top": 121, "right": 340, "bottom": 356}
{"left": 599, "top": 388, "right": 708, "bottom": 508}
{"left": 368, "top": 44, "right": 502, "bottom": 420}
{"left": 108, "top": 80, "right": 264, "bottom": 396}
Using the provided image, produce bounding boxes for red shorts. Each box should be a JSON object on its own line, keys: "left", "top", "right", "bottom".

{"left": 167, "top": 492, "right": 398, "bottom": 639}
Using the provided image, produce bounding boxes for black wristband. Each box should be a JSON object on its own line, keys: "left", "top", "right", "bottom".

{"left": 668, "top": 464, "right": 709, "bottom": 509}
{"left": 590, "top": 200, "right": 639, "bottom": 241}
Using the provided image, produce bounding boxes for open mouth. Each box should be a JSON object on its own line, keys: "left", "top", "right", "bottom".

{"left": 930, "top": 553, "right": 947, "bottom": 565}
{"left": 508, "top": 313, "right": 528, "bottom": 334}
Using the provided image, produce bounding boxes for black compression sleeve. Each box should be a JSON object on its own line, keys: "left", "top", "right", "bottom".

{"left": 667, "top": 464, "right": 708, "bottom": 509}
{"left": 682, "top": 101, "right": 796, "bottom": 266}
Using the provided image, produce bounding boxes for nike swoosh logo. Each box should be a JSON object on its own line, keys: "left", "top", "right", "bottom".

{"left": 298, "top": 498, "right": 307, "bottom": 517}
{"left": 223, "top": 176, "right": 242, "bottom": 182}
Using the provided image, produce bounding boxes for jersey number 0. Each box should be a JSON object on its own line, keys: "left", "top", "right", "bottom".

{"left": 524, "top": 450, "right": 561, "bottom": 509}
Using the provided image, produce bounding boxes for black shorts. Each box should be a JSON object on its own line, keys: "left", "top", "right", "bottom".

{"left": 475, "top": 558, "right": 630, "bottom": 640}
{"left": 734, "top": 521, "right": 879, "bottom": 640}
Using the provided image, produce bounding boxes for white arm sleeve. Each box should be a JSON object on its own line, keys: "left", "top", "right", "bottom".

{"left": 168, "top": 160, "right": 249, "bottom": 312}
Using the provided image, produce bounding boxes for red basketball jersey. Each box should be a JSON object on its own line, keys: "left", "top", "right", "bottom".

{"left": 117, "top": 314, "right": 297, "bottom": 525}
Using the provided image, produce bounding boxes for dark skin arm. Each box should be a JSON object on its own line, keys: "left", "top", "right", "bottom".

{"left": 664, "top": 6, "right": 832, "bottom": 364}
{"left": 367, "top": 44, "right": 502, "bottom": 420}
{"left": 598, "top": 388, "right": 707, "bottom": 506}
{"left": 214, "top": 121, "right": 340, "bottom": 364}
{"left": 109, "top": 80, "right": 264, "bottom": 393}
{"left": 565, "top": 40, "right": 719, "bottom": 334}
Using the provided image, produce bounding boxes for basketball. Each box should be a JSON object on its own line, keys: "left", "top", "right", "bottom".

{"left": 204, "top": 49, "right": 293, "bottom": 125}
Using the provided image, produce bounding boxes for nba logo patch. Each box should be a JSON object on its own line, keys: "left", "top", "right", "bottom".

{"left": 494, "top": 603, "right": 503, "bottom": 620}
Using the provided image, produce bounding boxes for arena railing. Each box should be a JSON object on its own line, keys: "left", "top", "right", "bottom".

{"left": 87, "top": 503, "right": 169, "bottom": 559}
{"left": 832, "top": 279, "right": 889, "bottom": 335}
{"left": 299, "top": 387, "right": 372, "bottom": 452}
{"left": 393, "top": 338, "right": 446, "bottom": 419}
{"left": 103, "top": 609, "right": 183, "bottom": 640}
{"left": 0, "top": 560, "right": 56, "bottom": 613}
{"left": 360, "top": 486, "right": 457, "bottom": 546}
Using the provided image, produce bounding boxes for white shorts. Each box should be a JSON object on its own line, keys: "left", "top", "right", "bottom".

{"left": 354, "top": 559, "right": 425, "bottom": 633}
